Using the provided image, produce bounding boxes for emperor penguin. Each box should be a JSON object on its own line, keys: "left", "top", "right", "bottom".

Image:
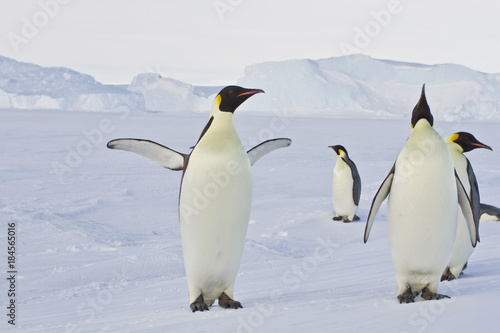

{"left": 107, "top": 86, "right": 291, "bottom": 312}
{"left": 329, "top": 145, "right": 361, "bottom": 222}
{"left": 364, "top": 85, "right": 477, "bottom": 303}
{"left": 442, "top": 132, "right": 492, "bottom": 281}
{"left": 479, "top": 203, "right": 500, "bottom": 222}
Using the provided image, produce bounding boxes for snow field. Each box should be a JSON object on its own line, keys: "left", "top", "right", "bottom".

{"left": 1, "top": 108, "right": 500, "bottom": 332}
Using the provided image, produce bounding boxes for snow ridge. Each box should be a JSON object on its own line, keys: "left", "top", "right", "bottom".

{"left": 237, "top": 55, "right": 500, "bottom": 120}
{"left": 1, "top": 54, "right": 500, "bottom": 120}
{"left": 0, "top": 55, "right": 145, "bottom": 112}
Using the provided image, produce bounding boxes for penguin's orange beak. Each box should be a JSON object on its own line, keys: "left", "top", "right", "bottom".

{"left": 237, "top": 89, "right": 264, "bottom": 97}
{"left": 472, "top": 142, "right": 493, "bottom": 150}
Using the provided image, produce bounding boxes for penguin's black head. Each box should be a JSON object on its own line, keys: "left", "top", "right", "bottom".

{"left": 217, "top": 85, "right": 264, "bottom": 113}
{"left": 329, "top": 145, "right": 348, "bottom": 156}
{"left": 448, "top": 132, "right": 493, "bottom": 152}
{"left": 411, "top": 84, "right": 434, "bottom": 129}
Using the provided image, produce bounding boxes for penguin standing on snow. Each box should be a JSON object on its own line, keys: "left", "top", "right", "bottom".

{"left": 107, "top": 86, "right": 291, "bottom": 312}
{"left": 442, "top": 132, "right": 492, "bottom": 281}
{"left": 364, "top": 85, "right": 477, "bottom": 303}
{"left": 329, "top": 145, "right": 361, "bottom": 222}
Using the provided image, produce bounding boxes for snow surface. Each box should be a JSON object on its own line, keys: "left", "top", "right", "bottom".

{"left": 2, "top": 106, "right": 500, "bottom": 332}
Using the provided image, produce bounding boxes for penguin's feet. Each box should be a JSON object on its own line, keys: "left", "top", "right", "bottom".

{"left": 397, "top": 288, "right": 416, "bottom": 304}
{"left": 219, "top": 292, "right": 243, "bottom": 309}
{"left": 421, "top": 287, "right": 450, "bottom": 301}
{"left": 441, "top": 268, "right": 456, "bottom": 282}
{"left": 332, "top": 216, "right": 343, "bottom": 221}
{"left": 342, "top": 218, "right": 351, "bottom": 223}
{"left": 190, "top": 294, "right": 209, "bottom": 312}
{"left": 441, "top": 273, "right": 456, "bottom": 282}
{"left": 352, "top": 215, "right": 360, "bottom": 221}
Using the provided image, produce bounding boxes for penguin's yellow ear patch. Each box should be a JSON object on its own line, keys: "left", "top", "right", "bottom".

{"left": 446, "top": 133, "right": 459, "bottom": 143}
{"left": 216, "top": 94, "right": 222, "bottom": 105}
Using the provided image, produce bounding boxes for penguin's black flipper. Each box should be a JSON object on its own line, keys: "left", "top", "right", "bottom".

{"left": 364, "top": 163, "right": 395, "bottom": 243}
{"left": 343, "top": 157, "right": 361, "bottom": 206}
{"left": 247, "top": 138, "right": 292, "bottom": 166}
{"left": 107, "top": 138, "right": 187, "bottom": 171}
{"left": 455, "top": 170, "right": 477, "bottom": 247}
{"left": 479, "top": 203, "right": 500, "bottom": 221}
{"left": 466, "top": 159, "right": 481, "bottom": 241}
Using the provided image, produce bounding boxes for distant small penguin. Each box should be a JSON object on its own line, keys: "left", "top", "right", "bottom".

{"left": 364, "top": 85, "right": 477, "bottom": 303}
{"left": 107, "top": 86, "right": 291, "bottom": 312}
{"left": 442, "top": 132, "right": 492, "bottom": 281}
{"left": 329, "top": 145, "right": 361, "bottom": 222}
{"left": 479, "top": 203, "right": 500, "bottom": 222}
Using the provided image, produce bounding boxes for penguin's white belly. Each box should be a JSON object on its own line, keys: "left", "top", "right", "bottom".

{"left": 388, "top": 131, "right": 457, "bottom": 291}
{"left": 332, "top": 162, "right": 356, "bottom": 216}
{"left": 447, "top": 150, "right": 473, "bottom": 277}
{"left": 447, "top": 211, "right": 474, "bottom": 275}
{"left": 179, "top": 146, "right": 252, "bottom": 302}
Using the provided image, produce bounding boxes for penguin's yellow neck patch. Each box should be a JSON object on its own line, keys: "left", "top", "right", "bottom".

{"left": 445, "top": 134, "right": 463, "bottom": 152}
{"left": 209, "top": 95, "right": 222, "bottom": 117}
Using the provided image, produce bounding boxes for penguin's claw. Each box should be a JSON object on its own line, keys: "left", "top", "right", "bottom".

{"left": 190, "top": 302, "right": 209, "bottom": 312}
{"left": 220, "top": 300, "right": 243, "bottom": 309}
{"left": 440, "top": 268, "right": 456, "bottom": 281}
{"left": 334, "top": 215, "right": 360, "bottom": 222}
{"left": 397, "top": 288, "right": 416, "bottom": 304}
{"left": 219, "top": 292, "right": 243, "bottom": 309}
{"left": 421, "top": 287, "right": 450, "bottom": 301}
{"left": 441, "top": 274, "right": 456, "bottom": 282}
{"left": 190, "top": 295, "right": 209, "bottom": 312}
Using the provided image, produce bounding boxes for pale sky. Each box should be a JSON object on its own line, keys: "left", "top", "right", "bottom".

{"left": 1, "top": 0, "right": 499, "bottom": 85}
